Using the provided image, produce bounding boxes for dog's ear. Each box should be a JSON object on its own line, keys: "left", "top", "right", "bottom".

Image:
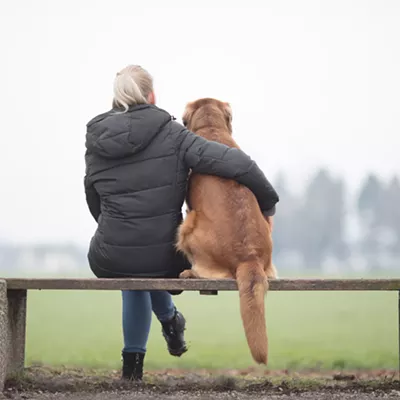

{"left": 223, "top": 102, "right": 233, "bottom": 132}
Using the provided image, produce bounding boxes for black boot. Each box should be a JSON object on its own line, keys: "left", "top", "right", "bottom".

{"left": 121, "top": 352, "right": 145, "bottom": 381}
{"left": 161, "top": 308, "right": 188, "bottom": 357}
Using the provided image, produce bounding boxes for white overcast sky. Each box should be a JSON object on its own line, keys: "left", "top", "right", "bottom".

{"left": 0, "top": 0, "right": 399, "bottom": 244}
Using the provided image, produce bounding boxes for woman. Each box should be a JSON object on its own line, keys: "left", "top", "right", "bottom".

{"left": 84, "top": 65, "right": 279, "bottom": 381}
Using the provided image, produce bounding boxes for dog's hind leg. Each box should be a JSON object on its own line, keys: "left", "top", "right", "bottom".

{"left": 263, "top": 231, "right": 278, "bottom": 279}
{"left": 264, "top": 259, "right": 278, "bottom": 279}
{"left": 176, "top": 211, "right": 197, "bottom": 254}
{"left": 195, "top": 264, "right": 233, "bottom": 279}
{"left": 267, "top": 264, "right": 278, "bottom": 279}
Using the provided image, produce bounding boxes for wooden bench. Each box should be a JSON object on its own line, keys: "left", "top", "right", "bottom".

{"left": 1, "top": 277, "right": 399, "bottom": 390}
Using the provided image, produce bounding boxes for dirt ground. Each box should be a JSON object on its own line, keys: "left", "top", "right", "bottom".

{"left": 3, "top": 367, "right": 399, "bottom": 400}
{"left": 3, "top": 392, "right": 399, "bottom": 400}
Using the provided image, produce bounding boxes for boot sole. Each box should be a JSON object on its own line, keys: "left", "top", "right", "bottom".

{"left": 169, "top": 345, "right": 188, "bottom": 357}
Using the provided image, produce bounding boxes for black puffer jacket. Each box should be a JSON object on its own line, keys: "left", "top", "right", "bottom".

{"left": 84, "top": 104, "right": 279, "bottom": 279}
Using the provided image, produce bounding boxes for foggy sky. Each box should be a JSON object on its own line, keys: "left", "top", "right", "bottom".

{"left": 0, "top": 0, "right": 399, "bottom": 244}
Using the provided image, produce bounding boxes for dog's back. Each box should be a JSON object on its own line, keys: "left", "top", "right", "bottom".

{"left": 177, "top": 98, "right": 276, "bottom": 365}
{"left": 186, "top": 127, "right": 272, "bottom": 273}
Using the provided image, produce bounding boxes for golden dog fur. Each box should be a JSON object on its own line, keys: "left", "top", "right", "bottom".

{"left": 176, "top": 98, "right": 277, "bottom": 365}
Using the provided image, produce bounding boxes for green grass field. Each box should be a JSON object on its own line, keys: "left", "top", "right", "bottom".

{"left": 25, "top": 289, "right": 398, "bottom": 371}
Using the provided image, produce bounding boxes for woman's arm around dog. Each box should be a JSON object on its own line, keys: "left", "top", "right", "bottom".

{"left": 177, "top": 128, "right": 279, "bottom": 213}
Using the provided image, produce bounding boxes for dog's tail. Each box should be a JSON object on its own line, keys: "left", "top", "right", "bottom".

{"left": 176, "top": 210, "right": 197, "bottom": 253}
{"left": 236, "top": 260, "right": 269, "bottom": 365}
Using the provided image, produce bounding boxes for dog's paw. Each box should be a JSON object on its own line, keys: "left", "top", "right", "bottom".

{"left": 179, "top": 269, "right": 199, "bottom": 279}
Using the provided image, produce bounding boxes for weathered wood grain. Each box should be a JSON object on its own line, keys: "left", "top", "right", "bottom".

{"left": 0, "top": 280, "right": 7, "bottom": 391}
{"left": 6, "top": 289, "right": 27, "bottom": 374}
{"left": 4, "top": 278, "right": 400, "bottom": 291}
{"left": 0, "top": 284, "right": 27, "bottom": 390}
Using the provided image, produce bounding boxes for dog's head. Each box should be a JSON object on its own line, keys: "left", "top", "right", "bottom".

{"left": 182, "top": 98, "right": 233, "bottom": 134}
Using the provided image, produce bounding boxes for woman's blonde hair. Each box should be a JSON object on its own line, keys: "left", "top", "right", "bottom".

{"left": 112, "top": 65, "right": 154, "bottom": 112}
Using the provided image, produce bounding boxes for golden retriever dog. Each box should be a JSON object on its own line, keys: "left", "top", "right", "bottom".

{"left": 176, "top": 98, "right": 277, "bottom": 365}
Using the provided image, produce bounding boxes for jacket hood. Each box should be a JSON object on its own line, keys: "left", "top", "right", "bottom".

{"left": 85, "top": 105, "right": 173, "bottom": 159}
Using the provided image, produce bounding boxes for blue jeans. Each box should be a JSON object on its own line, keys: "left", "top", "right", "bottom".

{"left": 122, "top": 290, "right": 176, "bottom": 354}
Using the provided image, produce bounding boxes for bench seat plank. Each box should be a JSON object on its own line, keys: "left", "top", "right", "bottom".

{"left": 5, "top": 278, "right": 400, "bottom": 291}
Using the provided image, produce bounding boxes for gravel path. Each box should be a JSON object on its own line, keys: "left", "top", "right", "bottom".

{"left": 3, "top": 367, "right": 398, "bottom": 400}
{"left": 6, "top": 391, "right": 399, "bottom": 399}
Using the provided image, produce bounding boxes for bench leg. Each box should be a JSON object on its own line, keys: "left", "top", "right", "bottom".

{"left": 199, "top": 290, "right": 218, "bottom": 295}
{"left": 0, "top": 280, "right": 7, "bottom": 391}
{"left": 6, "top": 289, "right": 27, "bottom": 376}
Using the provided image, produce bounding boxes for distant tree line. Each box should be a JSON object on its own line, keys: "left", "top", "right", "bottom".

{"left": 272, "top": 169, "right": 400, "bottom": 271}
{"left": 0, "top": 169, "right": 399, "bottom": 274}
